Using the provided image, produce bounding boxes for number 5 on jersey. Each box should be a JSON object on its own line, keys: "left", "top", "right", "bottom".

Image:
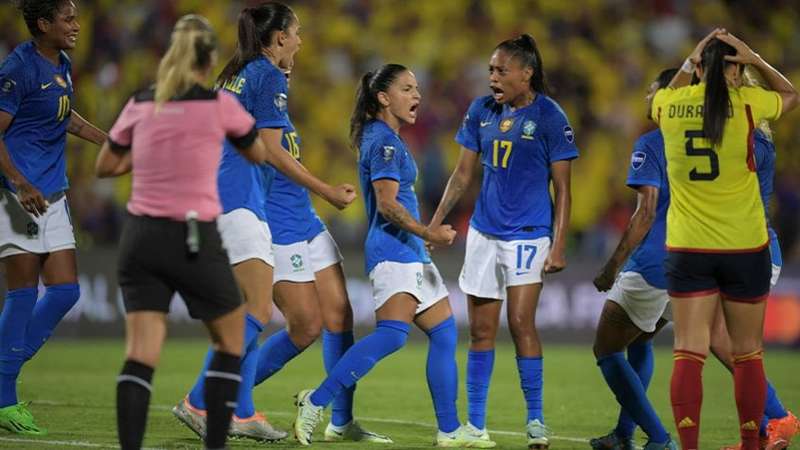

{"left": 492, "top": 139, "right": 513, "bottom": 168}
{"left": 56, "top": 95, "right": 70, "bottom": 122}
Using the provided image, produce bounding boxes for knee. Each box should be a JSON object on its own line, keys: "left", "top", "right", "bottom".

{"left": 470, "top": 320, "right": 497, "bottom": 349}
{"left": 427, "top": 317, "right": 457, "bottom": 349}
{"left": 47, "top": 283, "right": 80, "bottom": 305}
{"left": 376, "top": 321, "right": 410, "bottom": 353}
{"left": 508, "top": 315, "right": 537, "bottom": 340}
{"left": 288, "top": 316, "right": 322, "bottom": 349}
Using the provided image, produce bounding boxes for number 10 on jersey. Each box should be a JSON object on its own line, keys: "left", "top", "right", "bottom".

{"left": 492, "top": 140, "right": 513, "bottom": 168}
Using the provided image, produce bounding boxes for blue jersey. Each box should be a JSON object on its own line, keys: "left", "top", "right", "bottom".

{"left": 217, "top": 57, "right": 283, "bottom": 221}
{"left": 622, "top": 129, "right": 780, "bottom": 289}
{"left": 0, "top": 41, "right": 73, "bottom": 196}
{"left": 455, "top": 95, "right": 579, "bottom": 241}
{"left": 359, "top": 120, "right": 429, "bottom": 274}
{"left": 260, "top": 73, "right": 324, "bottom": 245}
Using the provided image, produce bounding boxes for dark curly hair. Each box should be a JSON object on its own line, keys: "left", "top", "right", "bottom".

{"left": 16, "top": 0, "right": 72, "bottom": 37}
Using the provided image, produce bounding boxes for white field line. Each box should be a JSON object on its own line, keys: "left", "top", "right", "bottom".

{"left": 12, "top": 399, "right": 614, "bottom": 448}
{"left": 0, "top": 436, "right": 162, "bottom": 450}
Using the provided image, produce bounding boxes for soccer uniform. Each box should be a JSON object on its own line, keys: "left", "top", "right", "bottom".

{"left": 108, "top": 86, "right": 256, "bottom": 320}
{"left": 652, "top": 84, "right": 782, "bottom": 302}
{"left": 0, "top": 41, "right": 75, "bottom": 258}
{"left": 455, "top": 95, "right": 579, "bottom": 299}
{"left": 259, "top": 66, "right": 342, "bottom": 284}
{"left": 359, "top": 119, "right": 447, "bottom": 313}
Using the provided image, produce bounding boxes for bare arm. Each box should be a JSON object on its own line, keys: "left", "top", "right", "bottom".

{"left": 258, "top": 128, "right": 355, "bottom": 210}
{"left": 0, "top": 111, "right": 47, "bottom": 216}
{"left": 374, "top": 178, "right": 455, "bottom": 246}
{"left": 67, "top": 110, "right": 107, "bottom": 145}
{"left": 593, "top": 185, "right": 659, "bottom": 291}
{"left": 429, "top": 147, "right": 479, "bottom": 227}
{"left": 544, "top": 160, "right": 572, "bottom": 273}
{"left": 669, "top": 28, "right": 725, "bottom": 89}
{"left": 95, "top": 141, "right": 132, "bottom": 178}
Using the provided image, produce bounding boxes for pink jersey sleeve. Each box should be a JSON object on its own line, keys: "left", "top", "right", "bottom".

{"left": 108, "top": 98, "right": 138, "bottom": 149}
{"left": 218, "top": 91, "right": 256, "bottom": 143}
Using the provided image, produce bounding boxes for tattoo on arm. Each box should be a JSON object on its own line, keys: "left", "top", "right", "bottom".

{"left": 382, "top": 200, "right": 426, "bottom": 237}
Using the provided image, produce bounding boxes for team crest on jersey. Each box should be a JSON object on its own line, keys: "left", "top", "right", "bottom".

{"left": 499, "top": 118, "right": 514, "bottom": 133}
{"left": 631, "top": 151, "right": 646, "bottom": 170}
{"left": 382, "top": 145, "right": 395, "bottom": 161}
{"left": 274, "top": 93, "right": 288, "bottom": 111}
{"left": 26, "top": 222, "right": 39, "bottom": 238}
{"left": 563, "top": 125, "right": 575, "bottom": 143}
{"left": 54, "top": 75, "right": 67, "bottom": 89}
{"left": 290, "top": 254, "right": 304, "bottom": 271}
{"left": 521, "top": 120, "right": 536, "bottom": 140}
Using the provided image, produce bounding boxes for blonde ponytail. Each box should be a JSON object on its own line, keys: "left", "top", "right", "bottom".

{"left": 155, "top": 14, "right": 218, "bottom": 108}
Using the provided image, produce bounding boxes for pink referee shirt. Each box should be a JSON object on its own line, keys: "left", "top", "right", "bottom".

{"left": 108, "top": 86, "right": 256, "bottom": 221}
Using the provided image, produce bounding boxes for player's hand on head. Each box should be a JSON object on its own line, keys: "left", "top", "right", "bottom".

{"left": 543, "top": 251, "right": 566, "bottom": 274}
{"left": 717, "top": 33, "right": 759, "bottom": 65}
{"left": 327, "top": 183, "right": 357, "bottom": 210}
{"left": 16, "top": 182, "right": 47, "bottom": 217}
{"left": 689, "top": 27, "right": 727, "bottom": 64}
{"left": 593, "top": 267, "right": 615, "bottom": 292}
{"left": 425, "top": 224, "right": 456, "bottom": 247}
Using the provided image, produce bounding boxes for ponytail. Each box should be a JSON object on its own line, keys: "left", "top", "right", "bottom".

{"left": 155, "top": 15, "right": 217, "bottom": 107}
{"left": 349, "top": 64, "right": 408, "bottom": 150}
{"left": 496, "top": 33, "right": 549, "bottom": 96}
{"left": 700, "top": 38, "right": 737, "bottom": 146}
{"left": 217, "top": 2, "right": 295, "bottom": 84}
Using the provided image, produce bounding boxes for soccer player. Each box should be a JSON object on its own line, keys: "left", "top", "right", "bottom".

{"left": 429, "top": 34, "right": 578, "bottom": 449}
{"left": 653, "top": 30, "right": 798, "bottom": 450}
{"left": 0, "top": 0, "right": 105, "bottom": 434}
{"left": 96, "top": 15, "right": 267, "bottom": 450}
{"left": 171, "top": 2, "right": 356, "bottom": 443}
{"left": 293, "top": 64, "right": 488, "bottom": 448}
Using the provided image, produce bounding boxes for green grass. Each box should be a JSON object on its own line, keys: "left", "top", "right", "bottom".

{"left": 1, "top": 339, "right": 798, "bottom": 449}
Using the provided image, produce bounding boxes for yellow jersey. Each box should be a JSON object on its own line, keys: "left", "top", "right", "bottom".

{"left": 652, "top": 84, "right": 782, "bottom": 252}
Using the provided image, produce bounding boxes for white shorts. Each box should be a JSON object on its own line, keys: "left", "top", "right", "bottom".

{"left": 0, "top": 189, "right": 75, "bottom": 258}
{"left": 607, "top": 271, "right": 669, "bottom": 333}
{"left": 217, "top": 208, "right": 274, "bottom": 267}
{"left": 273, "top": 230, "right": 343, "bottom": 283}
{"left": 459, "top": 226, "right": 550, "bottom": 300}
{"left": 771, "top": 263, "right": 781, "bottom": 287}
{"left": 369, "top": 261, "right": 448, "bottom": 314}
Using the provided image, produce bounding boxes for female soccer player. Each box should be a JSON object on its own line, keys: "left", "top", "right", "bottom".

{"left": 429, "top": 34, "right": 578, "bottom": 449}
{"left": 653, "top": 30, "right": 798, "bottom": 450}
{"left": 172, "top": 2, "right": 357, "bottom": 443}
{"left": 96, "top": 15, "right": 267, "bottom": 450}
{"left": 293, "top": 64, "right": 490, "bottom": 448}
{"left": 0, "top": 0, "right": 105, "bottom": 435}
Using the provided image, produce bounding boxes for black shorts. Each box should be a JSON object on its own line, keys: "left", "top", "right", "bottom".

{"left": 665, "top": 246, "right": 771, "bottom": 303}
{"left": 117, "top": 214, "right": 242, "bottom": 321}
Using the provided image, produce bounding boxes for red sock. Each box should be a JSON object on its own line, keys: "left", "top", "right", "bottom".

{"left": 671, "top": 349, "right": 705, "bottom": 450}
{"left": 734, "top": 351, "right": 767, "bottom": 450}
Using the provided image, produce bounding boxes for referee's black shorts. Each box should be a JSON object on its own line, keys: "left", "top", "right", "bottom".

{"left": 117, "top": 213, "right": 242, "bottom": 321}
{"left": 665, "top": 245, "right": 771, "bottom": 303}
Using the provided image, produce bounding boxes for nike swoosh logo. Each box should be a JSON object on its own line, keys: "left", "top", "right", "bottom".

{"left": 330, "top": 429, "right": 344, "bottom": 436}
{"left": 350, "top": 371, "right": 359, "bottom": 380}
{"left": 11, "top": 347, "right": 23, "bottom": 352}
{"left": 515, "top": 271, "right": 530, "bottom": 276}
{"left": 41, "top": 82, "right": 53, "bottom": 90}
{"left": 480, "top": 121, "right": 492, "bottom": 127}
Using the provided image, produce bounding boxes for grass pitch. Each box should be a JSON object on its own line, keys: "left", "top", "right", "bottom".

{"left": 1, "top": 338, "right": 798, "bottom": 449}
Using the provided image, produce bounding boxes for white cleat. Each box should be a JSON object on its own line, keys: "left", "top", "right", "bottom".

{"left": 527, "top": 419, "right": 551, "bottom": 449}
{"left": 436, "top": 424, "right": 497, "bottom": 448}
{"left": 229, "top": 412, "right": 288, "bottom": 442}
{"left": 171, "top": 397, "right": 206, "bottom": 439}
{"left": 324, "top": 420, "right": 393, "bottom": 443}
{"left": 293, "top": 389, "right": 324, "bottom": 446}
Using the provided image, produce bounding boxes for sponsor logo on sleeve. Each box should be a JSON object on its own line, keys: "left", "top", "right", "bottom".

{"left": 563, "top": 125, "right": 575, "bottom": 143}
{"left": 631, "top": 151, "right": 646, "bottom": 170}
{"left": 382, "top": 145, "right": 395, "bottom": 161}
{"left": 1, "top": 78, "right": 16, "bottom": 94}
{"left": 274, "top": 92, "right": 288, "bottom": 111}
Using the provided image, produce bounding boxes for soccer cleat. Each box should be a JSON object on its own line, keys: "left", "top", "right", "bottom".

{"left": 171, "top": 397, "right": 206, "bottom": 439}
{"left": 324, "top": 420, "right": 393, "bottom": 443}
{"left": 0, "top": 402, "right": 47, "bottom": 435}
{"left": 527, "top": 419, "right": 551, "bottom": 449}
{"left": 720, "top": 437, "right": 783, "bottom": 450}
{"left": 643, "top": 437, "right": 678, "bottom": 450}
{"left": 293, "top": 389, "right": 324, "bottom": 446}
{"left": 435, "top": 424, "right": 497, "bottom": 448}
{"left": 767, "top": 410, "right": 800, "bottom": 447}
{"left": 229, "top": 411, "right": 288, "bottom": 442}
{"left": 589, "top": 430, "right": 634, "bottom": 450}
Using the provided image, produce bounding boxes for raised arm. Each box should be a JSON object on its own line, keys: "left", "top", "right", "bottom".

{"left": 68, "top": 110, "right": 107, "bottom": 145}
{"left": 0, "top": 111, "right": 47, "bottom": 216}
{"left": 373, "top": 178, "right": 456, "bottom": 247}
{"left": 593, "top": 185, "right": 659, "bottom": 291}
{"left": 668, "top": 28, "right": 726, "bottom": 89}
{"left": 544, "top": 160, "right": 572, "bottom": 273}
{"left": 428, "top": 147, "right": 479, "bottom": 228}
{"left": 258, "top": 128, "right": 355, "bottom": 210}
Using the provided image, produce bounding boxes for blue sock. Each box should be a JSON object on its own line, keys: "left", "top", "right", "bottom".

{"left": 467, "top": 349, "right": 495, "bottom": 430}
{"left": 23, "top": 283, "right": 80, "bottom": 361}
{"left": 0, "top": 287, "right": 37, "bottom": 407}
{"left": 254, "top": 329, "right": 301, "bottom": 386}
{"left": 615, "top": 340, "right": 655, "bottom": 438}
{"left": 598, "top": 352, "right": 669, "bottom": 443}
{"left": 517, "top": 356, "right": 544, "bottom": 423}
{"left": 187, "top": 348, "right": 214, "bottom": 409}
{"left": 310, "top": 320, "right": 409, "bottom": 408}
{"left": 323, "top": 329, "right": 355, "bottom": 427}
{"left": 764, "top": 381, "right": 788, "bottom": 419}
{"left": 425, "top": 317, "right": 460, "bottom": 433}
{"left": 234, "top": 314, "right": 264, "bottom": 419}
